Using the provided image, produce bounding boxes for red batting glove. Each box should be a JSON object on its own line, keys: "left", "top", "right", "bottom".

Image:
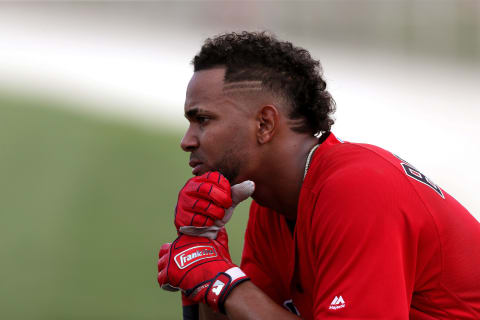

{"left": 174, "top": 172, "right": 232, "bottom": 231}
{"left": 178, "top": 228, "right": 231, "bottom": 317}
{"left": 158, "top": 234, "right": 249, "bottom": 314}
{"left": 158, "top": 245, "right": 199, "bottom": 318}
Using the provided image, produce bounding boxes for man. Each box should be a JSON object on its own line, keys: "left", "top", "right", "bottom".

{"left": 157, "top": 31, "right": 480, "bottom": 319}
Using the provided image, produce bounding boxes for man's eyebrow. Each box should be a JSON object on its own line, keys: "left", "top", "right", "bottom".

{"left": 185, "top": 108, "right": 211, "bottom": 119}
{"left": 185, "top": 108, "right": 198, "bottom": 119}
{"left": 223, "top": 80, "right": 263, "bottom": 93}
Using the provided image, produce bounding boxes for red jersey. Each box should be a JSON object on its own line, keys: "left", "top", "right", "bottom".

{"left": 241, "top": 133, "right": 480, "bottom": 319}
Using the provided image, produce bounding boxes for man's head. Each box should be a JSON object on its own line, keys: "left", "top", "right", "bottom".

{"left": 181, "top": 31, "right": 335, "bottom": 184}
{"left": 193, "top": 31, "right": 335, "bottom": 135}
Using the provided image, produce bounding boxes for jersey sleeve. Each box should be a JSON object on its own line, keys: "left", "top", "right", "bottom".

{"left": 240, "top": 202, "right": 286, "bottom": 305}
{"left": 309, "top": 165, "right": 424, "bottom": 319}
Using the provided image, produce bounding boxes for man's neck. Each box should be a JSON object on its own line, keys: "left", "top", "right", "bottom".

{"left": 252, "top": 135, "right": 319, "bottom": 220}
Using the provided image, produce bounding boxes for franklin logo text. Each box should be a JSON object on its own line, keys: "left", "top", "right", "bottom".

{"left": 174, "top": 245, "right": 217, "bottom": 269}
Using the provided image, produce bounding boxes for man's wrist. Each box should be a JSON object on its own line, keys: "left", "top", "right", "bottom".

{"left": 222, "top": 279, "right": 254, "bottom": 317}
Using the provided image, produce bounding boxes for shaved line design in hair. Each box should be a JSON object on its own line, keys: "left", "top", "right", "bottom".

{"left": 223, "top": 81, "right": 263, "bottom": 94}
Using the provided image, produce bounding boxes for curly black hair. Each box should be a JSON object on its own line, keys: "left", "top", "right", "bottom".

{"left": 193, "top": 31, "right": 335, "bottom": 135}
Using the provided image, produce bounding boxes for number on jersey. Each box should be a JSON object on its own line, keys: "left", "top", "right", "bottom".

{"left": 394, "top": 154, "right": 445, "bottom": 199}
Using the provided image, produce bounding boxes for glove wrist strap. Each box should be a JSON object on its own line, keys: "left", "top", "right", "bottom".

{"left": 205, "top": 267, "right": 249, "bottom": 314}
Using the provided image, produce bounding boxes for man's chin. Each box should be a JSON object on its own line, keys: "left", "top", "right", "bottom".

{"left": 193, "top": 166, "right": 213, "bottom": 177}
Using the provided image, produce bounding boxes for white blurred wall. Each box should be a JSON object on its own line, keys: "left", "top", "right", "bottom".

{"left": 0, "top": 1, "right": 478, "bottom": 218}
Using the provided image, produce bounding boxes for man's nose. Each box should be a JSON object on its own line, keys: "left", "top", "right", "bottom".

{"left": 180, "top": 126, "right": 199, "bottom": 152}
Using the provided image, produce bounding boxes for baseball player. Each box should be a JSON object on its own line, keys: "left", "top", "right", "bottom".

{"left": 157, "top": 32, "right": 480, "bottom": 319}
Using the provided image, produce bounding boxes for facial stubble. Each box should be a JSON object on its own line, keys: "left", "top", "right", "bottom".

{"left": 214, "top": 140, "right": 245, "bottom": 184}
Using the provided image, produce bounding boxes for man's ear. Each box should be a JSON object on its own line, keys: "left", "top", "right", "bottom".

{"left": 256, "top": 105, "right": 279, "bottom": 144}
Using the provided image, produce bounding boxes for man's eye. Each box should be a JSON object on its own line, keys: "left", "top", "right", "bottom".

{"left": 197, "top": 116, "right": 209, "bottom": 124}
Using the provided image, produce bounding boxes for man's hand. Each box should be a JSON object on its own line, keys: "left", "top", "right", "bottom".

{"left": 174, "top": 172, "right": 232, "bottom": 230}
{"left": 175, "top": 171, "right": 255, "bottom": 239}
{"left": 168, "top": 228, "right": 232, "bottom": 319}
{"left": 158, "top": 234, "right": 249, "bottom": 314}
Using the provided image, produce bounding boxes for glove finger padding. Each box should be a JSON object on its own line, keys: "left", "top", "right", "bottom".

{"left": 214, "top": 228, "right": 231, "bottom": 262}
{"left": 158, "top": 243, "right": 179, "bottom": 292}
{"left": 184, "top": 172, "right": 232, "bottom": 208}
{"left": 179, "top": 180, "right": 255, "bottom": 239}
{"left": 175, "top": 172, "right": 233, "bottom": 230}
{"left": 184, "top": 182, "right": 232, "bottom": 209}
{"left": 176, "top": 197, "right": 225, "bottom": 227}
{"left": 158, "top": 234, "right": 249, "bottom": 313}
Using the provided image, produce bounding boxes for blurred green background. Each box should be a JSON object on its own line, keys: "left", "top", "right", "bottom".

{"left": 0, "top": 92, "right": 251, "bottom": 319}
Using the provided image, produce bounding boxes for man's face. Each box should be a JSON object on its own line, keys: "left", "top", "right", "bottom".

{"left": 181, "top": 68, "right": 254, "bottom": 184}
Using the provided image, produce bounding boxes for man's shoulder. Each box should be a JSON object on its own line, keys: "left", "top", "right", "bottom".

{"left": 306, "top": 139, "right": 406, "bottom": 193}
{"left": 320, "top": 139, "right": 401, "bottom": 168}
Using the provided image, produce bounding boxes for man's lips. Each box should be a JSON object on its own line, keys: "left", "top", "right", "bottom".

{"left": 189, "top": 159, "right": 204, "bottom": 175}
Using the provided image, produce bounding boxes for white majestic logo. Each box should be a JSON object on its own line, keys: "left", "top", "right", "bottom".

{"left": 174, "top": 245, "right": 217, "bottom": 269}
{"left": 329, "top": 296, "right": 346, "bottom": 310}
